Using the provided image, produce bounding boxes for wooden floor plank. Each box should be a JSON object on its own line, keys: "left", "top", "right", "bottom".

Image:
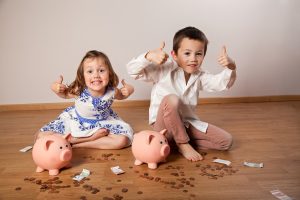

{"left": 0, "top": 101, "right": 299, "bottom": 199}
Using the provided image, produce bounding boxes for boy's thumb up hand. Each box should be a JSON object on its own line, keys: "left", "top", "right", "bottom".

{"left": 159, "top": 41, "right": 165, "bottom": 50}
{"left": 220, "top": 46, "right": 227, "bottom": 56}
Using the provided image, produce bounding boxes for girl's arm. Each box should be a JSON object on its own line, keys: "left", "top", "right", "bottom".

{"left": 114, "top": 80, "right": 134, "bottom": 100}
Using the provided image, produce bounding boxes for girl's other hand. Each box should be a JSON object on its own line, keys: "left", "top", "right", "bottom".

{"left": 120, "top": 79, "right": 134, "bottom": 98}
{"left": 145, "top": 41, "right": 169, "bottom": 65}
{"left": 51, "top": 75, "right": 67, "bottom": 94}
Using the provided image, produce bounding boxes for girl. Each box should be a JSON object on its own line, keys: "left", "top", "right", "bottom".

{"left": 127, "top": 27, "right": 236, "bottom": 161}
{"left": 36, "top": 50, "right": 134, "bottom": 149}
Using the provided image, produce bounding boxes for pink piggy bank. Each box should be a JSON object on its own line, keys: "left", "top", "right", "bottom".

{"left": 32, "top": 133, "right": 72, "bottom": 175}
{"left": 132, "top": 129, "right": 170, "bottom": 169}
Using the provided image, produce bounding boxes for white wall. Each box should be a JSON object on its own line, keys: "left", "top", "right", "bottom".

{"left": 1, "top": 0, "right": 299, "bottom": 104}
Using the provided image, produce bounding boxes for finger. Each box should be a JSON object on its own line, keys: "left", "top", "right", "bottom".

{"left": 221, "top": 46, "right": 227, "bottom": 56}
{"left": 121, "top": 79, "right": 126, "bottom": 86}
{"left": 56, "top": 75, "right": 63, "bottom": 84}
{"left": 159, "top": 41, "right": 165, "bottom": 50}
{"left": 120, "top": 88, "right": 128, "bottom": 96}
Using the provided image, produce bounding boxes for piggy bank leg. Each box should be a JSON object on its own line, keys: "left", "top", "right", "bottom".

{"left": 36, "top": 166, "right": 45, "bottom": 173}
{"left": 148, "top": 163, "right": 158, "bottom": 169}
{"left": 49, "top": 169, "right": 59, "bottom": 176}
{"left": 134, "top": 159, "right": 143, "bottom": 166}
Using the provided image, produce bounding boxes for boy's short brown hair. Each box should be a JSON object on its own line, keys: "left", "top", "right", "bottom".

{"left": 173, "top": 26, "right": 209, "bottom": 55}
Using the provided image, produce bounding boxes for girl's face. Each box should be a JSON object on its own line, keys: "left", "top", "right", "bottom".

{"left": 171, "top": 38, "right": 205, "bottom": 74}
{"left": 83, "top": 57, "right": 110, "bottom": 97}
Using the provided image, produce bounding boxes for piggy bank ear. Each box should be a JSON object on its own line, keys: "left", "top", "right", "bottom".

{"left": 63, "top": 133, "right": 72, "bottom": 142}
{"left": 45, "top": 140, "right": 54, "bottom": 151}
{"left": 147, "top": 134, "right": 155, "bottom": 144}
{"left": 160, "top": 129, "right": 168, "bottom": 136}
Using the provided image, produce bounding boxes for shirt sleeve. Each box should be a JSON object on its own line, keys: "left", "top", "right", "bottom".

{"left": 126, "top": 53, "right": 162, "bottom": 83}
{"left": 200, "top": 68, "right": 236, "bottom": 92}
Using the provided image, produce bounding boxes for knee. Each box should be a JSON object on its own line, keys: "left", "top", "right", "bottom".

{"left": 114, "top": 135, "right": 130, "bottom": 149}
{"left": 161, "top": 94, "right": 181, "bottom": 110}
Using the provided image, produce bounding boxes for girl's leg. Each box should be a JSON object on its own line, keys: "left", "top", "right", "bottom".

{"left": 69, "top": 129, "right": 108, "bottom": 144}
{"left": 153, "top": 94, "right": 202, "bottom": 161}
{"left": 72, "top": 134, "right": 130, "bottom": 149}
{"left": 188, "top": 124, "right": 233, "bottom": 150}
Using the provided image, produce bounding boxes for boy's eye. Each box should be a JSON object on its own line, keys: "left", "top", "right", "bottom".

{"left": 196, "top": 52, "right": 203, "bottom": 56}
{"left": 184, "top": 52, "right": 190, "bottom": 56}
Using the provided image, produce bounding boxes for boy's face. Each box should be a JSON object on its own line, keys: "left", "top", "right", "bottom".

{"left": 171, "top": 38, "right": 205, "bottom": 74}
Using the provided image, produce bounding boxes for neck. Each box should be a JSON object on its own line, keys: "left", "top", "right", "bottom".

{"left": 184, "top": 72, "right": 191, "bottom": 85}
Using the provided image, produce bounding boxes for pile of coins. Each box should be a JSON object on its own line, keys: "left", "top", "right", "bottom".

{"left": 23, "top": 176, "right": 71, "bottom": 193}
{"left": 196, "top": 163, "right": 239, "bottom": 179}
{"left": 83, "top": 153, "right": 121, "bottom": 161}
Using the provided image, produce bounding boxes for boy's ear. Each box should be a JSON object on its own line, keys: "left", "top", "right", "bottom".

{"left": 171, "top": 50, "right": 177, "bottom": 60}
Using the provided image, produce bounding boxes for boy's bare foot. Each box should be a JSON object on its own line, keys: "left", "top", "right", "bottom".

{"left": 177, "top": 143, "right": 203, "bottom": 162}
{"left": 70, "top": 129, "right": 108, "bottom": 144}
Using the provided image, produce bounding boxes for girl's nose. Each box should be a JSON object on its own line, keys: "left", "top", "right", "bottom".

{"left": 93, "top": 72, "right": 100, "bottom": 78}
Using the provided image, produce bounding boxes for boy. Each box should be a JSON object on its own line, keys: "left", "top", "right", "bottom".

{"left": 127, "top": 27, "right": 236, "bottom": 161}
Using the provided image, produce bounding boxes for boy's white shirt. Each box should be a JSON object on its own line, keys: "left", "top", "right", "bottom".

{"left": 127, "top": 53, "right": 236, "bottom": 133}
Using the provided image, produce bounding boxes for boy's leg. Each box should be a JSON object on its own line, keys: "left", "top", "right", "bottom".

{"left": 72, "top": 134, "right": 130, "bottom": 149}
{"left": 153, "top": 94, "right": 202, "bottom": 161}
{"left": 188, "top": 124, "right": 233, "bottom": 150}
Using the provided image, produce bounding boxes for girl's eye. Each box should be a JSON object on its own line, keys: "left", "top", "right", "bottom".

{"left": 99, "top": 69, "right": 105, "bottom": 73}
{"left": 87, "top": 70, "right": 93, "bottom": 74}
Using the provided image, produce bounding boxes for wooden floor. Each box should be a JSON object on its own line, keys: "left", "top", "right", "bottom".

{"left": 0, "top": 101, "right": 299, "bottom": 200}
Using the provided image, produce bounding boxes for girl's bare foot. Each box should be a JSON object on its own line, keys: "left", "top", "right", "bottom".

{"left": 177, "top": 143, "right": 203, "bottom": 162}
{"left": 70, "top": 129, "right": 108, "bottom": 144}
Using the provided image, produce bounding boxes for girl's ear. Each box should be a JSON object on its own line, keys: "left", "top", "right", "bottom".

{"left": 171, "top": 50, "right": 177, "bottom": 60}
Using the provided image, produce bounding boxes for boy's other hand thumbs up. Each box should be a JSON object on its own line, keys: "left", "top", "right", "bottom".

{"left": 145, "top": 41, "right": 169, "bottom": 65}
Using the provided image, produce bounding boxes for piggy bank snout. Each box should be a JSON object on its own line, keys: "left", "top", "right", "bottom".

{"left": 59, "top": 149, "right": 72, "bottom": 161}
{"left": 160, "top": 144, "right": 170, "bottom": 157}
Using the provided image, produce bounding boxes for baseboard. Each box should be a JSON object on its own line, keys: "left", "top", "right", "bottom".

{"left": 0, "top": 95, "right": 299, "bottom": 112}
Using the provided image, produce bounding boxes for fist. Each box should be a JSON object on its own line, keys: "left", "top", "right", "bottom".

{"left": 120, "top": 79, "right": 134, "bottom": 98}
{"left": 218, "top": 46, "right": 236, "bottom": 70}
{"left": 51, "top": 75, "right": 67, "bottom": 94}
{"left": 145, "top": 42, "right": 169, "bottom": 65}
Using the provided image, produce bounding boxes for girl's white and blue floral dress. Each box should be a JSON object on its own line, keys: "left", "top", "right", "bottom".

{"left": 40, "top": 87, "right": 133, "bottom": 142}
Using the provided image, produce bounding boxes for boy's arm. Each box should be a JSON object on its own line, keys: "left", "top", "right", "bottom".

{"left": 200, "top": 46, "right": 237, "bottom": 92}
{"left": 218, "top": 46, "right": 236, "bottom": 89}
{"left": 114, "top": 80, "right": 134, "bottom": 100}
{"left": 218, "top": 46, "right": 236, "bottom": 70}
{"left": 126, "top": 42, "right": 169, "bottom": 82}
{"left": 51, "top": 75, "right": 76, "bottom": 99}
